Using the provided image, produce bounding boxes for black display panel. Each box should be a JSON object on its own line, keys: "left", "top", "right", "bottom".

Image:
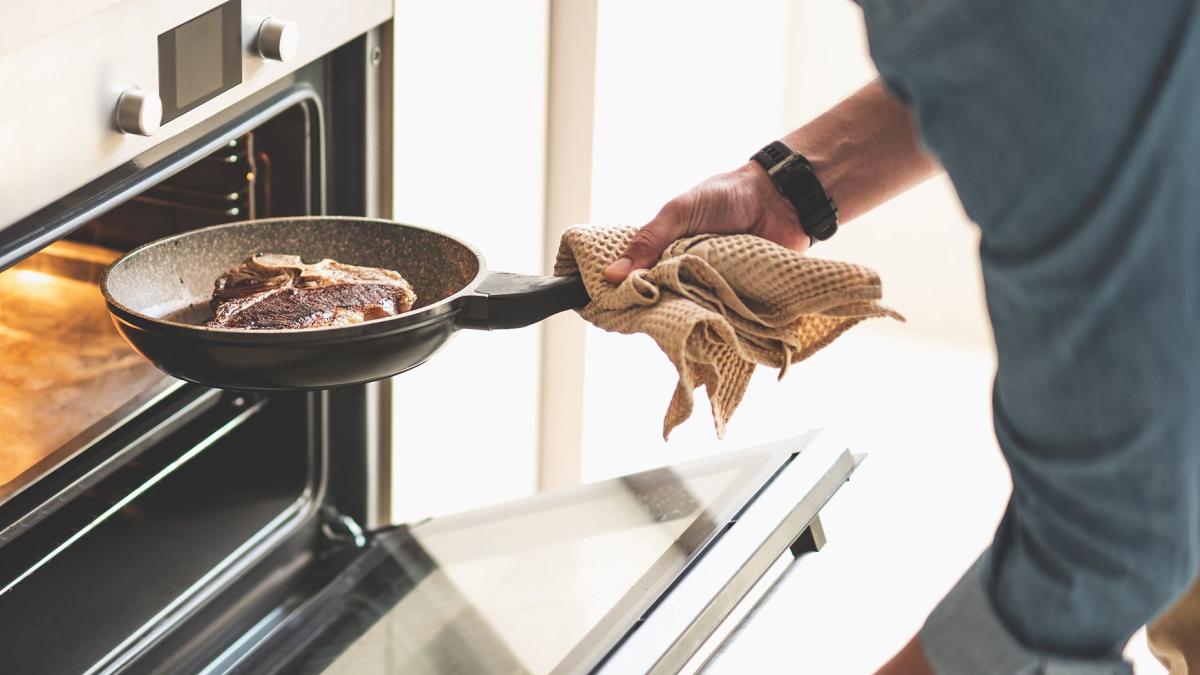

{"left": 158, "top": 1, "right": 242, "bottom": 123}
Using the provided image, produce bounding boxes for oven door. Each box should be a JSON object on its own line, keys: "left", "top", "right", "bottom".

{"left": 202, "top": 432, "right": 857, "bottom": 675}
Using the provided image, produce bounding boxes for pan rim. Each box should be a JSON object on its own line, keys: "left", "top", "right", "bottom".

{"left": 99, "top": 215, "right": 489, "bottom": 341}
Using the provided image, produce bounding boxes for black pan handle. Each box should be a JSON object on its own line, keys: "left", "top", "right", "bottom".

{"left": 457, "top": 272, "right": 590, "bottom": 330}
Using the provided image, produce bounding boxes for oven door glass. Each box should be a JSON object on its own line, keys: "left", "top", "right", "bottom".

{"left": 236, "top": 445, "right": 807, "bottom": 675}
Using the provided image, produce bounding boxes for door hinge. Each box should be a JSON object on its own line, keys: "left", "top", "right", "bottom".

{"left": 320, "top": 505, "right": 367, "bottom": 548}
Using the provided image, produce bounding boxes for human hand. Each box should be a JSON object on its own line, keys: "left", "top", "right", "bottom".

{"left": 603, "top": 161, "right": 809, "bottom": 283}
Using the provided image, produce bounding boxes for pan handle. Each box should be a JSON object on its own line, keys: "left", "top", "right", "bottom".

{"left": 457, "top": 272, "right": 590, "bottom": 330}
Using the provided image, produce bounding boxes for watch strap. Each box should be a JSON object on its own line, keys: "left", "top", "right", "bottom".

{"left": 751, "top": 140, "right": 792, "bottom": 169}
{"left": 750, "top": 141, "right": 839, "bottom": 243}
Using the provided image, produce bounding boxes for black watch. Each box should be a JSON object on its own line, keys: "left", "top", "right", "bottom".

{"left": 750, "top": 141, "right": 838, "bottom": 243}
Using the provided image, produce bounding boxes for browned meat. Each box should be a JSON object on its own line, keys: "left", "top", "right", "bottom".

{"left": 207, "top": 253, "right": 416, "bottom": 329}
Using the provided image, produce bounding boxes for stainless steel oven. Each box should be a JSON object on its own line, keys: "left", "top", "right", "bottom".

{"left": 0, "top": 2, "right": 861, "bottom": 673}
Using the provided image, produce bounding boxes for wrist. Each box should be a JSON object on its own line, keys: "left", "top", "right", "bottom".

{"left": 736, "top": 160, "right": 803, "bottom": 224}
{"left": 736, "top": 159, "right": 773, "bottom": 192}
{"left": 778, "top": 136, "right": 842, "bottom": 216}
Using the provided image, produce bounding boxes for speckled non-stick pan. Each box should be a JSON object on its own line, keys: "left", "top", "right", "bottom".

{"left": 100, "top": 216, "right": 589, "bottom": 390}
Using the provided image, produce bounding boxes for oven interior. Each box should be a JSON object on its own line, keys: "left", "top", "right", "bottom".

{"left": 0, "top": 102, "right": 316, "bottom": 497}
{"left": 0, "top": 94, "right": 338, "bottom": 674}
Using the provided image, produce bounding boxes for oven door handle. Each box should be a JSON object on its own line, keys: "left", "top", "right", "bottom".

{"left": 457, "top": 272, "right": 589, "bottom": 330}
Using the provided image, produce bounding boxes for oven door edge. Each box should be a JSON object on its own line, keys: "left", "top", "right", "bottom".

{"left": 595, "top": 431, "right": 860, "bottom": 675}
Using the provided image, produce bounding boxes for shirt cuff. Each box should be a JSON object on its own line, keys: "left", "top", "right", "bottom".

{"left": 919, "top": 552, "right": 1134, "bottom": 675}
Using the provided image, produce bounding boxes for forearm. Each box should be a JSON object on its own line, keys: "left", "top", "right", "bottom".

{"left": 777, "top": 79, "right": 941, "bottom": 224}
{"left": 606, "top": 80, "right": 941, "bottom": 281}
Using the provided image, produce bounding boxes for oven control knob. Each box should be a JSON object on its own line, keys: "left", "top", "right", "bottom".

{"left": 115, "top": 87, "right": 162, "bottom": 136}
{"left": 257, "top": 17, "right": 299, "bottom": 62}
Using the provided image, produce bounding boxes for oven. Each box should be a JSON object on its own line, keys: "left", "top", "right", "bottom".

{"left": 1, "top": 3, "right": 393, "bottom": 672}
{"left": 0, "top": 3, "right": 861, "bottom": 674}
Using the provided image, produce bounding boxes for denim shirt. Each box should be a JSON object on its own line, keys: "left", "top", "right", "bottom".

{"left": 857, "top": 0, "right": 1200, "bottom": 672}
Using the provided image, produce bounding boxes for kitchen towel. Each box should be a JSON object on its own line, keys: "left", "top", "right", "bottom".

{"left": 555, "top": 225, "right": 902, "bottom": 439}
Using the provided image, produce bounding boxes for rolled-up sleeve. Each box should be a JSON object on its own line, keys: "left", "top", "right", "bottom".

{"left": 920, "top": 553, "right": 1132, "bottom": 675}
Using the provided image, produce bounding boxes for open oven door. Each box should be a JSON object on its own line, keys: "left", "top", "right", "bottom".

{"left": 205, "top": 431, "right": 859, "bottom": 675}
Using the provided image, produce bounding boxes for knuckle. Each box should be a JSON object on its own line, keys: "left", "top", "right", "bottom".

{"left": 659, "top": 198, "right": 687, "bottom": 221}
{"left": 626, "top": 229, "right": 661, "bottom": 256}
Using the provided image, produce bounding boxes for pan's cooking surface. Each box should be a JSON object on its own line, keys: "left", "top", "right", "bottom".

{"left": 103, "top": 217, "right": 482, "bottom": 329}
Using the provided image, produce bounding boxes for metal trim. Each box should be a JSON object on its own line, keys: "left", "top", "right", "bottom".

{"left": 596, "top": 431, "right": 859, "bottom": 674}
{"left": 684, "top": 551, "right": 795, "bottom": 673}
{"left": 364, "top": 24, "right": 393, "bottom": 530}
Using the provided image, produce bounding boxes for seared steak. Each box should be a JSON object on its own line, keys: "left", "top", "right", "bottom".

{"left": 207, "top": 253, "right": 417, "bottom": 329}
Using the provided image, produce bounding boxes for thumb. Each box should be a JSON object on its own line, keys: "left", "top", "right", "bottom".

{"left": 604, "top": 206, "right": 685, "bottom": 283}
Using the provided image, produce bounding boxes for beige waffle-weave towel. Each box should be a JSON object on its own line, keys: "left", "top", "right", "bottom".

{"left": 555, "top": 225, "right": 903, "bottom": 439}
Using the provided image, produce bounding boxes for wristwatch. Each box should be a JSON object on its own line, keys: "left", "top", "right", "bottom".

{"left": 750, "top": 141, "right": 839, "bottom": 243}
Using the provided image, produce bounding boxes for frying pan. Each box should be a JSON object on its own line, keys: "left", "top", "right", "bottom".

{"left": 100, "top": 216, "right": 589, "bottom": 390}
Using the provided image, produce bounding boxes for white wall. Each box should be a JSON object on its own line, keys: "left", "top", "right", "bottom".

{"left": 390, "top": 0, "right": 549, "bottom": 522}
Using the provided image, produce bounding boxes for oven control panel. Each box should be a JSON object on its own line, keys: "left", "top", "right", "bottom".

{"left": 115, "top": 3, "right": 303, "bottom": 136}
{"left": 0, "top": 0, "right": 391, "bottom": 227}
{"left": 153, "top": 0, "right": 244, "bottom": 128}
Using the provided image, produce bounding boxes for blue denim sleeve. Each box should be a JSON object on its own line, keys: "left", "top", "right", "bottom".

{"left": 858, "top": 0, "right": 1200, "bottom": 670}
{"left": 920, "top": 553, "right": 1132, "bottom": 674}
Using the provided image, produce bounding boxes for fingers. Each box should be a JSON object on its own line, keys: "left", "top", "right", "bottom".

{"left": 604, "top": 203, "right": 685, "bottom": 283}
{"left": 603, "top": 256, "right": 636, "bottom": 283}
